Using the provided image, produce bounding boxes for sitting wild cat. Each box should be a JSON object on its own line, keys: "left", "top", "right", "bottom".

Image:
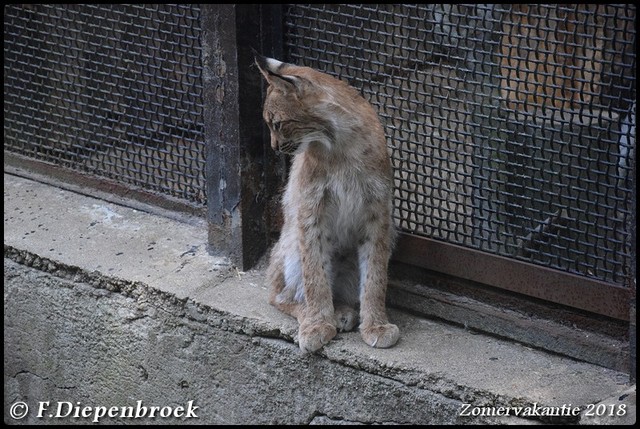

{"left": 255, "top": 55, "right": 400, "bottom": 353}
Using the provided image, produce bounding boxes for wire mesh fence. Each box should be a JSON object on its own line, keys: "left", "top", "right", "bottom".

{"left": 4, "top": 4, "right": 206, "bottom": 204}
{"left": 4, "top": 4, "right": 636, "bottom": 287}
{"left": 284, "top": 4, "right": 636, "bottom": 285}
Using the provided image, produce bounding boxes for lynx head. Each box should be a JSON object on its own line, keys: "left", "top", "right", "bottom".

{"left": 255, "top": 54, "right": 364, "bottom": 155}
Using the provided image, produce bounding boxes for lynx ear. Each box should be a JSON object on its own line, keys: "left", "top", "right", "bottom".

{"left": 254, "top": 53, "right": 300, "bottom": 91}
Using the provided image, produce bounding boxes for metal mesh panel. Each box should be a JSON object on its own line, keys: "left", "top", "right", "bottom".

{"left": 4, "top": 4, "right": 206, "bottom": 204}
{"left": 284, "top": 4, "right": 636, "bottom": 285}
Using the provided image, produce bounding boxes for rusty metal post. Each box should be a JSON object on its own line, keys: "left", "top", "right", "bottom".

{"left": 202, "top": 4, "right": 283, "bottom": 269}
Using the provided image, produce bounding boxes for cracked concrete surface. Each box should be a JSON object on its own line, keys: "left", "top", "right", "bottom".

{"left": 3, "top": 173, "right": 636, "bottom": 424}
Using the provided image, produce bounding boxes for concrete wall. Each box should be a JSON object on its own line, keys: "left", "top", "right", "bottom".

{"left": 4, "top": 258, "right": 467, "bottom": 425}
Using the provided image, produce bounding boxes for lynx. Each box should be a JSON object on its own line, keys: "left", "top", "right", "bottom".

{"left": 255, "top": 55, "right": 400, "bottom": 353}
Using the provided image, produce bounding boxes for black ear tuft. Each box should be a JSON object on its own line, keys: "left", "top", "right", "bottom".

{"left": 253, "top": 54, "right": 299, "bottom": 89}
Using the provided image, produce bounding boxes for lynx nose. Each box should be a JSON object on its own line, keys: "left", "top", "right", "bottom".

{"left": 270, "top": 135, "right": 280, "bottom": 151}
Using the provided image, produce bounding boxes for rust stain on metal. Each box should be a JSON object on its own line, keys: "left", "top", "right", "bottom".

{"left": 393, "top": 232, "right": 631, "bottom": 321}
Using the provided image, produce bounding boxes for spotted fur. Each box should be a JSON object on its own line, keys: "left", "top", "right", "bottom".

{"left": 256, "top": 55, "right": 399, "bottom": 353}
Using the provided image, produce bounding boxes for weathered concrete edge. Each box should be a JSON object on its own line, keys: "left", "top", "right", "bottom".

{"left": 3, "top": 256, "right": 507, "bottom": 425}
{"left": 0, "top": 247, "right": 480, "bottom": 397}
{"left": 2, "top": 245, "right": 291, "bottom": 341}
{"left": 3, "top": 246, "right": 519, "bottom": 425}
{"left": 4, "top": 245, "right": 635, "bottom": 425}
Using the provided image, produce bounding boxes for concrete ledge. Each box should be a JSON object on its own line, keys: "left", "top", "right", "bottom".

{"left": 3, "top": 173, "right": 636, "bottom": 424}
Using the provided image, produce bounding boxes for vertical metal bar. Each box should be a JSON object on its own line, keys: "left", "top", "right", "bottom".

{"left": 235, "top": 4, "right": 284, "bottom": 268}
{"left": 202, "top": 4, "right": 284, "bottom": 269}
{"left": 257, "top": 4, "right": 287, "bottom": 241}
{"left": 259, "top": 4, "right": 284, "bottom": 60}
{"left": 628, "top": 142, "right": 637, "bottom": 382}
{"left": 202, "top": 4, "right": 243, "bottom": 263}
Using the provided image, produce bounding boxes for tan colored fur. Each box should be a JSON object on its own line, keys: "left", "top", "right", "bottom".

{"left": 256, "top": 56, "right": 399, "bottom": 353}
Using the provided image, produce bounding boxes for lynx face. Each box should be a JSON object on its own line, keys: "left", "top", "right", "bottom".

{"left": 263, "top": 101, "right": 329, "bottom": 155}
{"left": 256, "top": 56, "right": 348, "bottom": 155}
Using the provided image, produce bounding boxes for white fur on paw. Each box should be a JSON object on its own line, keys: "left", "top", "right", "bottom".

{"left": 361, "top": 323, "right": 400, "bottom": 348}
{"left": 334, "top": 306, "right": 358, "bottom": 332}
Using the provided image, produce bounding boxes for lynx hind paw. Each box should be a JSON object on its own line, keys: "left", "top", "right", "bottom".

{"left": 334, "top": 306, "right": 358, "bottom": 332}
{"left": 298, "top": 322, "right": 337, "bottom": 354}
{"left": 361, "top": 323, "right": 400, "bottom": 348}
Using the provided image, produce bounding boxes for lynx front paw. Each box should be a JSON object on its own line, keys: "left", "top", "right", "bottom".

{"left": 361, "top": 323, "right": 400, "bottom": 348}
{"left": 298, "top": 322, "right": 337, "bottom": 353}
